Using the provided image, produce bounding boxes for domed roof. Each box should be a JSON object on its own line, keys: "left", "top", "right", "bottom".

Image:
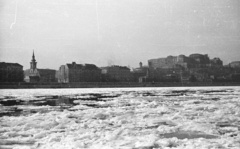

{"left": 189, "top": 53, "right": 203, "bottom": 58}
{"left": 178, "top": 54, "right": 185, "bottom": 58}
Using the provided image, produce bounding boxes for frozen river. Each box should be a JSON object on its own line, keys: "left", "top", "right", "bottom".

{"left": 0, "top": 87, "right": 240, "bottom": 149}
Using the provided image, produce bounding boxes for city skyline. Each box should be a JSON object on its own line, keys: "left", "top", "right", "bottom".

{"left": 1, "top": 0, "right": 240, "bottom": 70}
{"left": 0, "top": 50, "right": 237, "bottom": 70}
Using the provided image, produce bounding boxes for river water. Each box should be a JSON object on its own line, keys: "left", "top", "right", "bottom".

{"left": 0, "top": 87, "right": 240, "bottom": 149}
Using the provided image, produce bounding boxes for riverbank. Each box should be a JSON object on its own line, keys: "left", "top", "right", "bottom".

{"left": 0, "top": 82, "right": 240, "bottom": 89}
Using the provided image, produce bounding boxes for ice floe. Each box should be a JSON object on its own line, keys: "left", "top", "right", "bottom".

{"left": 0, "top": 86, "right": 240, "bottom": 149}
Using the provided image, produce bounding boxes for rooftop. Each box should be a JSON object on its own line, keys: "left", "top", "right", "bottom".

{"left": 0, "top": 62, "right": 23, "bottom": 67}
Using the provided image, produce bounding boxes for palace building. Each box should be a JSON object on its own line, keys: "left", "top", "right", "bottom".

{"left": 148, "top": 54, "right": 223, "bottom": 69}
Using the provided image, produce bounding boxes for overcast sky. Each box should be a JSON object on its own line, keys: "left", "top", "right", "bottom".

{"left": 0, "top": 0, "right": 240, "bottom": 70}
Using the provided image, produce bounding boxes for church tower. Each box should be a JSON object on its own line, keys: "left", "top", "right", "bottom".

{"left": 30, "top": 50, "right": 37, "bottom": 70}
{"left": 24, "top": 50, "right": 40, "bottom": 82}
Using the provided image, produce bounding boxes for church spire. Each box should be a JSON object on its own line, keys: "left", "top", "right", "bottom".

{"left": 32, "top": 50, "right": 35, "bottom": 60}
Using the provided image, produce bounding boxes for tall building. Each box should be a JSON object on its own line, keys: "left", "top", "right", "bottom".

{"left": 57, "top": 62, "right": 101, "bottom": 83}
{"left": 0, "top": 62, "right": 24, "bottom": 82}
{"left": 24, "top": 51, "right": 56, "bottom": 82}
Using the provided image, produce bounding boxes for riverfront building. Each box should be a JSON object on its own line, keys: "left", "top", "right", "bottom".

{"left": 101, "top": 65, "right": 132, "bottom": 82}
{"left": 0, "top": 62, "right": 24, "bottom": 82}
{"left": 57, "top": 62, "right": 101, "bottom": 83}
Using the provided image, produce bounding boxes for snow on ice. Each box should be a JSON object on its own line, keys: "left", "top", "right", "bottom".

{"left": 0, "top": 87, "right": 240, "bottom": 149}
